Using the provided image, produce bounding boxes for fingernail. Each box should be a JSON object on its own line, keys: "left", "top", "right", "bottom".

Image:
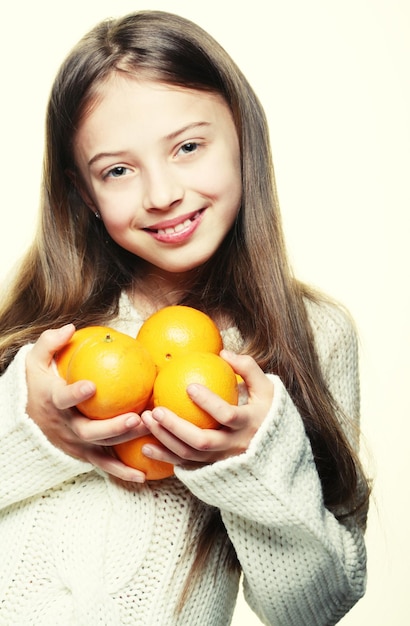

{"left": 125, "top": 415, "right": 139, "bottom": 428}
{"left": 79, "top": 382, "right": 95, "bottom": 395}
{"left": 187, "top": 383, "right": 200, "bottom": 397}
{"left": 60, "top": 323, "right": 75, "bottom": 334}
{"left": 141, "top": 410, "right": 153, "bottom": 426}
{"left": 142, "top": 444, "right": 153, "bottom": 457}
{"left": 131, "top": 473, "right": 146, "bottom": 483}
{"left": 152, "top": 407, "right": 165, "bottom": 422}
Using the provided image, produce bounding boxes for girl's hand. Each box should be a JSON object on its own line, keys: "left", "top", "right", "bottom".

{"left": 140, "top": 350, "right": 274, "bottom": 469}
{"left": 25, "top": 324, "right": 149, "bottom": 482}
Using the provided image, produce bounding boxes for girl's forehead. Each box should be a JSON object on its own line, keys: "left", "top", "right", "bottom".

{"left": 93, "top": 71, "right": 220, "bottom": 103}
{"left": 80, "top": 73, "right": 232, "bottom": 129}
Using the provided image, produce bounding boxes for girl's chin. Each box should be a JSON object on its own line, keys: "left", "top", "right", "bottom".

{"left": 138, "top": 250, "right": 215, "bottom": 276}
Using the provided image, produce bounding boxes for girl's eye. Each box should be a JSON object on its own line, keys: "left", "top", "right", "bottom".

{"left": 106, "top": 166, "right": 130, "bottom": 178}
{"left": 179, "top": 142, "right": 198, "bottom": 155}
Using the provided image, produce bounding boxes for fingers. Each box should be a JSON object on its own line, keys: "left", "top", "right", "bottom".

{"left": 57, "top": 412, "right": 151, "bottom": 481}
{"left": 52, "top": 378, "right": 96, "bottom": 411}
{"left": 141, "top": 404, "right": 245, "bottom": 461}
{"left": 140, "top": 438, "right": 191, "bottom": 468}
{"left": 141, "top": 406, "right": 254, "bottom": 466}
{"left": 84, "top": 446, "right": 147, "bottom": 482}
{"left": 141, "top": 407, "right": 226, "bottom": 464}
{"left": 67, "top": 411, "right": 150, "bottom": 446}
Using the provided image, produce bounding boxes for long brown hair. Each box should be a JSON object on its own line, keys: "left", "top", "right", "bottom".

{"left": 0, "top": 11, "right": 368, "bottom": 516}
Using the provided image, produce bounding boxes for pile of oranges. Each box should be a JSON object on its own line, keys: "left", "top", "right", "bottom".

{"left": 56, "top": 305, "right": 239, "bottom": 480}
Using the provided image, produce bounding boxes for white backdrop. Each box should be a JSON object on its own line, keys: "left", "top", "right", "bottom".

{"left": 1, "top": 1, "right": 409, "bottom": 624}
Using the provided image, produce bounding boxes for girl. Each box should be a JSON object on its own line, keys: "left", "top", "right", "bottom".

{"left": 0, "top": 10, "right": 369, "bottom": 625}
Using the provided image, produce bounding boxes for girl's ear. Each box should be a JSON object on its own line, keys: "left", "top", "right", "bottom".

{"left": 65, "top": 169, "right": 96, "bottom": 211}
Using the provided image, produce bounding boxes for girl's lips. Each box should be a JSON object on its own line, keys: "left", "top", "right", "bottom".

{"left": 144, "top": 209, "right": 204, "bottom": 243}
{"left": 144, "top": 209, "right": 203, "bottom": 232}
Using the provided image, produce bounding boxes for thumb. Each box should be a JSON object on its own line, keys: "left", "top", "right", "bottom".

{"left": 220, "top": 350, "right": 270, "bottom": 394}
{"left": 29, "top": 324, "right": 76, "bottom": 368}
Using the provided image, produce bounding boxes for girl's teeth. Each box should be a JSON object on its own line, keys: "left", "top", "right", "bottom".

{"left": 158, "top": 218, "right": 193, "bottom": 235}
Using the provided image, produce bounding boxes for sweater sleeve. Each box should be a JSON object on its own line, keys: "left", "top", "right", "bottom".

{"left": 175, "top": 303, "right": 367, "bottom": 626}
{"left": 0, "top": 345, "right": 93, "bottom": 510}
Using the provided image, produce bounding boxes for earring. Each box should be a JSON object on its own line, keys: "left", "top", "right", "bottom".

{"left": 94, "top": 210, "right": 101, "bottom": 219}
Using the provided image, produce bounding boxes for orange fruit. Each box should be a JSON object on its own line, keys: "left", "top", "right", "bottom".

{"left": 114, "top": 434, "right": 174, "bottom": 480}
{"left": 55, "top": 326, "right": 107, "bottom": 379}
{"left": 136, "top": 305, "right": 223, "bottom": 371}
{"left": 66, "top": 327, "right": 156, "bottom": 419}
{"left": 153, "top": 351, "right": 238, "bottom": 429}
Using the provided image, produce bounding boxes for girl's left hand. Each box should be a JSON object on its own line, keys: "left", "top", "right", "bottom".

{"left": 140, "top": 350, "right": 274, "bottom": 468}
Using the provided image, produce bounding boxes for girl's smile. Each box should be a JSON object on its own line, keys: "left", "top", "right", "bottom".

{"left": 74, "top": 74, "right": 242, "bottom": 277}
{"left": 144, "top": 208, "right": 204, "bottom": 243}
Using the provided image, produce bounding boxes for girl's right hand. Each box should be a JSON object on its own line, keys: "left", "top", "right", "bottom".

{"left": 25, "top": 324, "right": 148, "bottom": 482}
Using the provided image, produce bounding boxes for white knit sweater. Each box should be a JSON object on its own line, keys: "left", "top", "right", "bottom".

{"left": 0, "top": 294, "right": 367, "bottom": 625}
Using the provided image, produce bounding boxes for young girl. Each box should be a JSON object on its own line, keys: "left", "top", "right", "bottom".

{"left": 0, "top": 10, "right": 369, "bottom": 625}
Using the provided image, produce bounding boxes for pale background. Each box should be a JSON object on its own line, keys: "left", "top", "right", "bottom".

{"left": 1, "top": 1, "right": 408, "bottom": 624}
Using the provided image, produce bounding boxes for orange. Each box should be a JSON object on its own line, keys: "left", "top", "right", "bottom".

{"left": 55, "top": 326, "right": 107, "bottom": 379}
{"left": 136, "top": 305, "right": 223, "bottom": 371}
{"left": 114, "top": 434, "right": 174, "bottom": 481}
{"left": 66, "top": 327, "right": 156, "bottom": 419}
{"left": 153, "top": 351, "right": 238, "bottom": 429}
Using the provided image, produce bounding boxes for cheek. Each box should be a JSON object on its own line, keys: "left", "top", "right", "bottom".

{"left": 103, "top": 217, "right": 134, "bottom": 244}
{"left": 199, "top": 151, "right": 242, "bottom": 204}
{"left": 221, "top": 161, "right": 242, "bottom": 213}
{"left": 99, "top": 208, "right": 134, "bottom": 243}
{"left": 96, "top": 191, "right": 135, "bottom": 228}
{"left": 218, "top": 143, "right": 242, "bottom": 201}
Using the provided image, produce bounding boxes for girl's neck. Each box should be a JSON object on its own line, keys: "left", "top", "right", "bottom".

{"left": 127, "top": 263, "right": 233, "bottom": 330}
{"left": 127, "top": 266, "right": 192, "bottom": 318}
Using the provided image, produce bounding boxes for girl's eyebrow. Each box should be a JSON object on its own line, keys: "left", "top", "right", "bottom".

{"left": 88, "top": 150, "right": 126, "bottom": 167}
{"left": 88, "top": 121, "right": 211, "bottom": 168}
{"left": 165, "top": 120, "right": 211, "bottom": 141}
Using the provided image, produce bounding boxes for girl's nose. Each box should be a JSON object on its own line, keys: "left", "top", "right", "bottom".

{"left": 141, "top": 165, "right": 184, "bottom": 211}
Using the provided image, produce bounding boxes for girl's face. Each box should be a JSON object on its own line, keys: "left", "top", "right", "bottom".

{"left": 74, "top": 74, "right": 242, "bottom": 277}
